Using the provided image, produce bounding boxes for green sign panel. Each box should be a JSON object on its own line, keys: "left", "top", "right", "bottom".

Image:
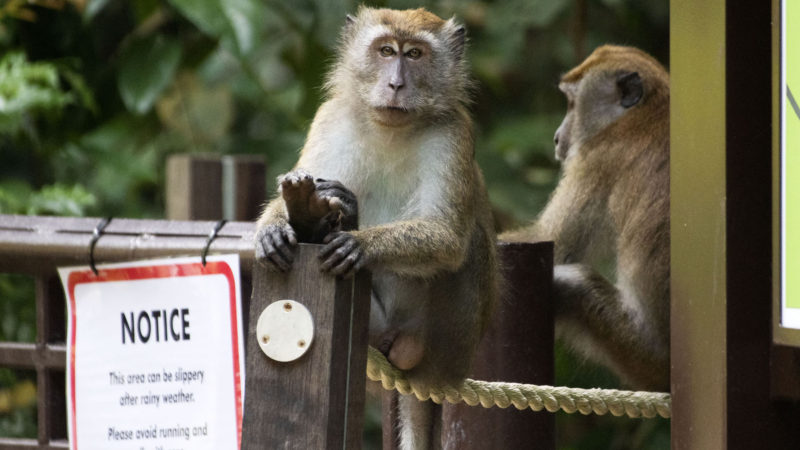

{"left": 783, "top": 0, "right": 800, "bottom": 327}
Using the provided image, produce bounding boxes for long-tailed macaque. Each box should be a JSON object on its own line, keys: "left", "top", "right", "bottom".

{"left": 503, "top": 45, "right": 670, "bottom": 391}
{"left": 255, "top": 7, "right": 497, "bottom": 449}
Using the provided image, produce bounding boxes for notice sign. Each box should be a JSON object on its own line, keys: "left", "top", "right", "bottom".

{"left": 783, "top": 0, "right": 800, "bottom": 329}
{"left": 59, "top": 255, "right": 244, "bottom": 450}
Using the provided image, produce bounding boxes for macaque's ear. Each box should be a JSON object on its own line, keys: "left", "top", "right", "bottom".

{"left": 452, "top": 26, "right": 466, "bottom": 54}
{"left": 617, "top": 71, "right": 643, "bottom": 108}
{"left": 443, "top": 18, "right": 466, "bottom": 60}
{"left": 345, "top": 14, "right": 356, "bottom": 27}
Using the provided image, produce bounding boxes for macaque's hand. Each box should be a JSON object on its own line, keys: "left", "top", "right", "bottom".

{"left": 280, "top": 170, "right": 358, "bottom": 243}
{"left": 314, "top": 179, "right": 358, "bottom": 232}
{"left": 255, "top": 222, "right": 297, "bottom": 271}
{"left": 319, "top": 231, "right": 365, "bottom": 278}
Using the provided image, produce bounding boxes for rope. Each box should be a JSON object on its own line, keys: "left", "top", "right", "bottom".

{"left": 365, "top": 346, "right": 671, "bottom": 419}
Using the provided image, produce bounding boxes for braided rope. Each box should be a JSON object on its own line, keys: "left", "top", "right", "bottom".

{"left": 365, "top": 346, "right": 671, "bottom": 419}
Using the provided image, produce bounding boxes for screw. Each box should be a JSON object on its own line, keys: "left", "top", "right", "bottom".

{"left": 298, "top": 340, "right": 306, "bottom": 348}
{"left": 283, "top": 302, "right": 292, "bottom": 312}
{"left": 261, "top": 335, "right": 270, "bottom": 344}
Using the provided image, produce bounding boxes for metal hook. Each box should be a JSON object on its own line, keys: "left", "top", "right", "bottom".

{"left": 89, "top": 217, "right": 112, "bottom": 275}
{"left": 202, "top": 219, "right": 227, "bottom": 266}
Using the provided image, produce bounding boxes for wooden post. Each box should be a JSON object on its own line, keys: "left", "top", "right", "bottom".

{"left": 381, "top": 241, "right": 555, "bottom": 449}
{"left": 222, "top": 155, "right": 267, "bottom": 221}
{"left": 242, "top": 244, "right": 371, "bottom": 449}
{"left": 441, "top": 241, "right": 554, "bottom": 450}
{"left": 166, "top": 154, "right": 265, "bottom": 221}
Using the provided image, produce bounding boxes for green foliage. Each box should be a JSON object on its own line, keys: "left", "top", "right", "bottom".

{"left": 0, "top": 52, "right": 73, "bottom": 134}
{"left": 0, "top": 0, "right": 669, "bottom": 447}
{"left": 0, "top": 273, "right": 37, "bottom": 439}
{"left": 118, "top": 35, "right": 182, "bottom": 114}
{"left": 0, "top": 274, "right": 35, "bottom": 343}
{"left": 0, "top": 181, "right": 96, "bottom": 216}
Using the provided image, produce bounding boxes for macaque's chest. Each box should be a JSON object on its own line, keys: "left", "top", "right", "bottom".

{"left": 357, "top": 172, "right": 419, "bottom": 227}
{"left": 311, "top": 137, "right": 426, "bottom": 228}
{"left": 349, "top": 149, "right": 422, "bottom": 228}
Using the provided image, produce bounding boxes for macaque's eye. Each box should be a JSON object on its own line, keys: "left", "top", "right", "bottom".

{"left": 380, "top": 46, "right": 395, "bottom": 57}
{"left": 405, "top": 48, "right": 422, "bottom": 59}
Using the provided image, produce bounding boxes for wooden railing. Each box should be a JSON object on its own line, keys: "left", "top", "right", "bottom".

{"left": 0, "top": 213, "right": 555, "bottom": 449}
{"left": 0, "top": 215, "right": 255, "bottom": 449}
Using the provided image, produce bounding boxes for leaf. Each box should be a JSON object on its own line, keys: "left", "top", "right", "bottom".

{"left": 0, "top": 52, "right": 72, "bottom": 133}
{"left": 26, "top": 184, "right": 97, "bottom": 217}
{"left": 58, "top": 67, "right": 98, "bottom": 114}
{"left": 117, "top": 35, "right": 182, "bottom": 114}
{"left": 83, "top": 0, "right": 112, "bottom": 22}
{"left": 167, "top": 0, "right": 230, "bottom": 38}
{"left": 221, "top": 0, "right": 265, "bottom": 55}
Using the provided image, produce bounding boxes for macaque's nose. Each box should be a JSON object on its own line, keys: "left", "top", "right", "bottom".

{"left": 389, "top": 79, "right": 404, "bottom": 92}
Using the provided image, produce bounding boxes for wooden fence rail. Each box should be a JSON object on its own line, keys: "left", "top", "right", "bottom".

{"left": 0, "top": 215, "right": 256, "bottom": 450}
{"left": 0, "top": 214, "right": 554, "bottom": 449}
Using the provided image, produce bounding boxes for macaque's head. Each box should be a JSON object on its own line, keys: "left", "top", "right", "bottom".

{"left": 327, "top": 7, "right": 470, "bottom": 127}
{"left": 554, "top": 45, "right": 669, "bottom": 161}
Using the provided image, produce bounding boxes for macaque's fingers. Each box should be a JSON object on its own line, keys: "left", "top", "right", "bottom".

{"left": 279, "top": 169, "right": 313, "bottom": 186}
{"left": 329, "top": 247, "right": 363, "bottom": 278}
{"left": 321, "top": 231, "right": 345, "bottom": 246}
{"left": 315, "top": 180, "right": 357, "bottom": 206}
{"left": 255, "top": 225, "right": 297, "bottom": 271}
{"left": 318, "top": 192, "right": 357, "bottom": 221}
{"left": 325, "top": 196, "right": 344, "bottom": 209}
{"left": 256, "top": 233, "right": 289, "bottom": 271}
{"left": 319, "top": 232, "right": 360, "bottom": 272}
{"left": 279, "top": 170, "right": 315, "bottom": 204}
{"left": 315, "top": 180, "right": 358, "bottom": 230}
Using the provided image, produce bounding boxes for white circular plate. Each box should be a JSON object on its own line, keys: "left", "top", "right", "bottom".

{"left": 256, "top": 300, "right": 314, "bottom": 362}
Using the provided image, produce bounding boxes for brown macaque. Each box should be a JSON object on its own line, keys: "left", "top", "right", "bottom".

{"left": 255, "top": 7, "right": 497, "bottom": 449}
{"left": 503, "top": 45, "right": 670, "bottom": 391}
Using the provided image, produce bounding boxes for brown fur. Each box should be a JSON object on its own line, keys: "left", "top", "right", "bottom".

{"left": 503, "top": 45, "right": 670, "bottom": 390}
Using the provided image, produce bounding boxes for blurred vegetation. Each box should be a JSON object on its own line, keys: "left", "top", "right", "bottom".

{"left": 0, "top": 0, "right": 668, "bottom": 447}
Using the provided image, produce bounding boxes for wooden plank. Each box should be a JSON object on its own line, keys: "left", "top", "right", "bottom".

{"left": 441, "top": 241, "right": 554, "bottom": 450}
{"left": 0, "top": 343, "right": 66, "bottom": 369}
{"left": 0, "top": 214, "right": 254, "bottom": 237}
{"left": 0, "top": 438, "right": 68, "bottom": 450}
{"left": 242, "top": 244, "right": 371, "bottom": 449}
{"left": 0, "top": 216, "right": 256, "bottom": 275}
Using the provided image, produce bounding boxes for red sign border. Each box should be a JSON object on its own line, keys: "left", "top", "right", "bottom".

{"left": 65, "top": 259, "right": 243, "bottom": 449}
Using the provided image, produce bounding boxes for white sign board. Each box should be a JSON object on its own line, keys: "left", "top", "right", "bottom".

{"left": 59, "top": 255, "right": 244, "bottom": 450}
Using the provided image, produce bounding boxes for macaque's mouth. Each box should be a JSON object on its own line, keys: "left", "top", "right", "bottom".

{"left": 377, "top": 105, "right": 410, "bottom": 113}
{"left": 372, "top": 105, "right": 414, "bottom": 127}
